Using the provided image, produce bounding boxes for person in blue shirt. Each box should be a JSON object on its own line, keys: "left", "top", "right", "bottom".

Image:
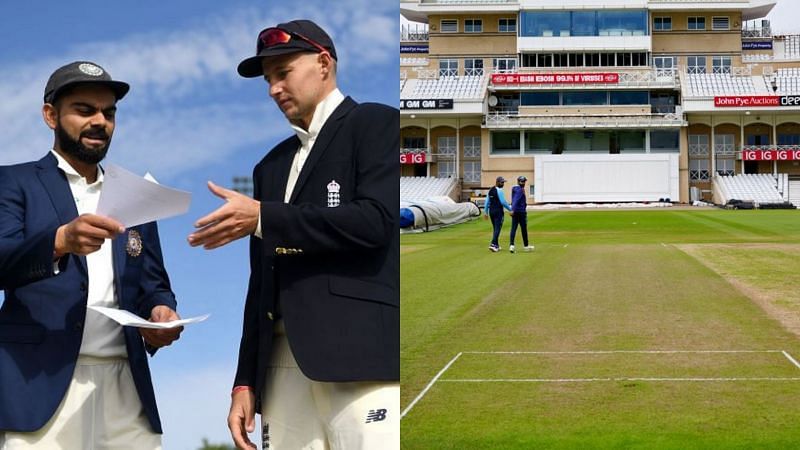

{"left": 509, "top": 175, "right": 534, "bottom": 253}
{"left": 484, "top": 176, "right": 512, "bottom": 252}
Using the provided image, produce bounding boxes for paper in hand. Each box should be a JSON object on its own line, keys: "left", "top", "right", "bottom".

{"left": 96, "top": 163, "right": 191, "bottom": 227}
{"left": 88, "top": 305, "right": 209, "bottom": 329}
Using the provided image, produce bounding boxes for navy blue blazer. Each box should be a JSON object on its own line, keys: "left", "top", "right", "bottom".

{"left": 0, "top": 152, "right": 177, "bottom": 433}
{"left": 233, "top": 98, "right": 400, "bottom": 403}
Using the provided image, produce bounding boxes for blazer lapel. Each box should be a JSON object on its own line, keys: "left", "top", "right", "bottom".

{"left": 288, "top": 97, "right": 357, "bottom": 204}
{"left": 35, "top": 153, "right": 87, "bottom": 274}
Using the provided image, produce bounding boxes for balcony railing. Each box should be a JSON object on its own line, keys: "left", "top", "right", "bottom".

{"left": 689, "top": 143, "right": 709, "bottom": 157}
{"left": 420, "top": 0, "right": 516, "bottom": 3}
{"left": 484, "top": 112, "right": 686, "bottom": 129}
{"left": 401, "top": 25, "right": 429, "bottom": 42}
{"left": 715, "top": 143, "right": 736, "bottom": 156}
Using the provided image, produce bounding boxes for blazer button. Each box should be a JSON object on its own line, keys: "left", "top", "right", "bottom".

{"left": 267, "top": 312, "right": 274, "bottom": 320}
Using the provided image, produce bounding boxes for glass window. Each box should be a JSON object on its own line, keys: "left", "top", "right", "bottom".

{"left": 537, "top": 53, "right": 553, "bottom": 68}
{"left": 465, "top": 59, "right": 484, "bottom": 76}
{"left": 499, "top": 18, "right": 516, "bottom": 33}
{"left": 402, "top": 137, "right": 425, "bottom": 150}
{"left": 491, "top": 131, "right": 521, "bottom": 155}
{"left": 597, "top": 10, "right": 648, "bottom": 36}
{"left": 610, "top": 91, "right": 649, "bottom": 105}
{"left": 632, "top": 53, "right": 648, "bottom": 66}
{"left": 463, "top": 161, "right": 481, "bottom": 183}
{"left": 688, "top": 56, "right": 707, "bottom": 74}
{"left": 712, "top": 17, "right": 729, "bottom": 30}
{"left": 654, "top": 56, "right": 676, "bottom": 71}
{"left": 437, "top": 136, "right": 457, "bottom": 155}
{"left": 493, "top": 58, "right": 517, "bottom": 72}
{"left": 778, "top": 134, "right": 800, "bottom": 145}
{"left": 521, "top": 92, "right": 560, "bottom": 106}
{"left": 585, "top": 53, "right": 600, "bottom": 67}
{"left": 618, "top": 131, "right": 646, "bottom": 152}
{"left": 568, "top": 53, "right": 582, "bottom": 67}
{"left": 571, "top": 11, "right": 596, "bottom": 37}
{"left": 690, "top": 159, "right": 710, "bottom": 181}
{"left": 654, "top": 17, "right": 672, "bottom": 31}
{"left": 716, "top": 158, "right": 734, "bottom": 176}
{"left": 563, "top": 91, "right": 608, "bottom": 106}
{"left": 520, "top": 11, "right": 570, "bottom": 37}
{"left": 712, "top": 56, "right": 732, "bottom": 74}
{"left": 555, "top": 53, "right": 568, "bottom": 67}
{"left": 688, "top": 17, "right": 706, "bottom": 30}
{"left": 689, "top": 134, "right": 709, "bottom": 155}
{"left": 715, "top": 134, "right": 735, "bottom": 154}
{"left": 464, "top": 136, "right": 481, "bottom": 158}
{"left": 441, "top": 20, "right": 458, "bottom": 33}
{"left": 525, "top": 131, "right": 558, "bottom": 154}
{"left": 650, "top": 130, "right": 680, "bottom": 152}
{"left": 437, "top": 160, "right": 455, "bottom": 178}
{"left": 495, "top": 94, "right": 520, "bottom": 112}
{"left": 601, "top": 53, "right": 615, "bottom": 66}
{"left": 465, "top": 19, "right": 483, "bottom": 33}
{"left": 439, "top": 59, "right": 458, "bottom": 77}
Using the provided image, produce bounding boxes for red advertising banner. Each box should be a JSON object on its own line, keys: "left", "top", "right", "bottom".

{"left": 491, "top": 73, "right": 619, "bottom": 85}
{"left": 741, "top": 149, "right": 800, "bottom": 161}
{"left": 400, "top": 152, "right": 427, "bottom": 164}
{"left": 714, "top": 96, "right": 779, "bottom": 107}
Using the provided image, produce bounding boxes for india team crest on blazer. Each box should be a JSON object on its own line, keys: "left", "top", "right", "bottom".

{"left": 327, "top": 180, "right": 341, "bottom": 207}
{"left": 126, "top": 230, "right": 143, "bottom": 257}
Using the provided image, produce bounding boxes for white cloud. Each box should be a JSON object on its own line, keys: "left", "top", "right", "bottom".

{"left": 0, "top": 2, "right": 397, "bottom": 180}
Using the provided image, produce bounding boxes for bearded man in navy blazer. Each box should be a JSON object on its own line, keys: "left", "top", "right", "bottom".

{"left": 0, "top": 61, "right": 182, "bottom": 449}
{"left": 188, "top": 19, "right": 399, "bottom": 450}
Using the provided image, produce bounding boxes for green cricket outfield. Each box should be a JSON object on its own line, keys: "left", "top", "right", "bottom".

{"left": 400, "top": 209, "right": 800, "bottom": 449}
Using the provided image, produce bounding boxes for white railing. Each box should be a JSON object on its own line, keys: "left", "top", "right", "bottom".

{"left": 689, "top": 144, "right": 709, "bottom": 156}
{"left": 484, "top": 112, "right": 685, "bottom": 129}
{"left": 465, "top": 68, "right": 484, "bottom": 76}
{"left": 439, "top": 69, "right": 458, "bottom": 77}
{"left": 415, "top": 68, "right": 438, "bottom": 79}
{"left": 715, "top": 143, "right": 736, "bottom": 156}
{"left": 464, "top": 146, "right": 481, "bottom": 158}
{"left": 401, "top": 25, "right": 429, "bottom": 42}
{"left": 690, "top": 170, "right": 711, "bottom": 182}
{"left": 400, "top": 70, "right": 408, "bottom": 80}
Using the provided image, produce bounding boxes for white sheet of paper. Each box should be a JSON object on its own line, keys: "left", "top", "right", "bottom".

{"left": 96, "top": 163, "right": 191, "bottom": 227}
{"left": 88, "top": 305, "right": 210, "bottom": 329}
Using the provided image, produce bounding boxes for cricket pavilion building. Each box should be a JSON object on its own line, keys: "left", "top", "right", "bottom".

{"left": 400, "top": 0, "right": 800, "bottom": 207}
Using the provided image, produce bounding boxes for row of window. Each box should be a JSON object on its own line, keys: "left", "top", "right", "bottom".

{"left": 438, "top": 58, "right": 516, "bottom": 76}
{"left": 688, "top": 134, "right": 800, "bottom": 147}
{"left": 520, "top": 10, "right": 648, "bottom": 38}
{"left": 490, "top": 130, "right": 680, "bottom": 155}
{"left": 522, "top": 52, "right": 649, "bottom": 68}
{"left": 437, "top": 14, "right": 730, "bottom": 35}
{"left": 519, "top": 91, "right": 651, "bottom": 106}
{"left": 653, "top": 16, "right": 730, "bottom": 32}
{"left": 437, "top": 54, "right": 729, "bottom": 74}
{"left": 439, "top": 18, "right": 516, "bottom": 34}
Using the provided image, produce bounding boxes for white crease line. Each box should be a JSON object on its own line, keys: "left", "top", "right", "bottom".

{"left": 439, "top": 377, "right": 800, "bottom": 383}
{"left": 782, "top": 350, "right": 800, "bottom": 370}
{"left": 401, "top": 352, "right": 463, "bottom": 420}
{"left": 463, "top": 350, "right": 782, "bottom": 355}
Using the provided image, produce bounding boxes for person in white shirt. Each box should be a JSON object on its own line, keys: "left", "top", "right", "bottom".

{"left": 0, "top": 61, "right": 182, "bottom": 449}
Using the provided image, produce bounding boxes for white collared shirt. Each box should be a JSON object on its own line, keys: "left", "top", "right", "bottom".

{"left": 254, "top": 88, "right": 346, "bottom": 238}
{"left": 52, "top": 150, "right": 126, "bottom": 357}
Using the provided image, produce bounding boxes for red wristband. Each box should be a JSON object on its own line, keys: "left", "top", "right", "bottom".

{"left": 232, "top": 385, "right": 252, "bottom": 396}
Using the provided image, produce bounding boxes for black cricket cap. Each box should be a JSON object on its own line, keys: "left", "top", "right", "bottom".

{"left": 237, "top": 19, "right": 337, "bottom": 78}
{"left": 44, "top": 61, "right": 129, "bottom": 104}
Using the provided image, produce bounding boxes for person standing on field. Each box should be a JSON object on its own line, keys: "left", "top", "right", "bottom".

{"left": 509, "top": 175, "right": 534, "bottom": 253}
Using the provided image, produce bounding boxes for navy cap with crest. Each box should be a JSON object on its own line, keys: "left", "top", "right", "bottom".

{"left": 496, "top": 176, "right": 506, "bottom": 183}
{"left": 237, "top": 19, "right": 337, "bottom": 78}
{"left": 43, "top": 61, "right": 129, "bottom": 104}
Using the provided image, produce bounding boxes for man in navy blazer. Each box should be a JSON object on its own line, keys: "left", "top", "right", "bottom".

{"left": 188, "top": 20, "right": 399, "bottom": 450}
{"left": 0, "top": 61, "right": 181, "bottom": 449}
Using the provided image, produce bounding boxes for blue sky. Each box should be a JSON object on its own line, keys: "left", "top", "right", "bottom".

{"left": 0, "top": 1, "right": 398, "bottom": 448}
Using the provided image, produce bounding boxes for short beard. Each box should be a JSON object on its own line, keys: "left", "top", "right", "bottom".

{"left": 56, "top": 123, "right": 110, "bottom": 165}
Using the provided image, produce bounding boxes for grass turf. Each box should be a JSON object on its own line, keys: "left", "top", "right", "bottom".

{"left": 400, "top": 209, "right": 800, "bottom": 449}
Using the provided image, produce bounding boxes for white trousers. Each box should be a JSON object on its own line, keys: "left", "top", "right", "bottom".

{"left": 261, "top": 322, "right": 400, "bottom": 450}
{"left": 0, "top": 356, "right": 161, "bottom": 450}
